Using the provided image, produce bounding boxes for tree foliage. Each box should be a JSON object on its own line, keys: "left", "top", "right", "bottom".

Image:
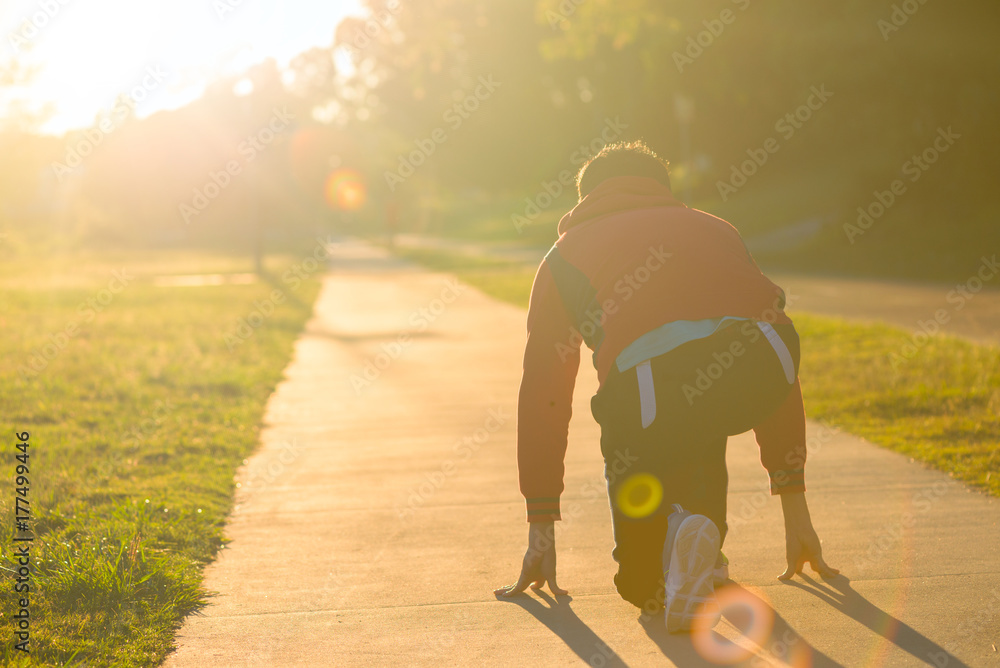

{"left": 1, "top": 0, "right": 997, "bottom": 275}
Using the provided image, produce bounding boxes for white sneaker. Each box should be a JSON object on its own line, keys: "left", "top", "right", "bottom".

{"left": 663, "top": 504, "right": 721, "bottom": 633}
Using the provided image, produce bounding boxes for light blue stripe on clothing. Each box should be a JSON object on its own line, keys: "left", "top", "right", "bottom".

{"left": 615, "top": 316, "right": 750, "bottom": 372}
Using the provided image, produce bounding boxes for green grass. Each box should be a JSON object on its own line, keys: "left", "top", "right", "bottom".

{"left": 398, "top": 248, "right": 1000, "bottom": 498}
{"left": 791, "top": 313, "right": 1000, "bottom": 496}
{"left": 0, "top": 247, "right": 322, "bottom": 666}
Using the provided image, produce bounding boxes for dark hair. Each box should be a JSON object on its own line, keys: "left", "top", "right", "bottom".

{"left": 576, "top": 140, "right": 671, "bottom": 200}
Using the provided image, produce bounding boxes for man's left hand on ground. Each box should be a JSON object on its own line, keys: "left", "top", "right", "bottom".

{"left": 495, "top": 521, "right": 568, "bottom": 598}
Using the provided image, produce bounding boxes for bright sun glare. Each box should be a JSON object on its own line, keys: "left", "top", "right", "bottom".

{"left": 0, "top": 0, "right": 361, "bottom": 135}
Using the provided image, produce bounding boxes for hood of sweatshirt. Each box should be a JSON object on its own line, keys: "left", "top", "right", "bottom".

{"left": 557, "top": 176, "right": 686, "bottom": 236}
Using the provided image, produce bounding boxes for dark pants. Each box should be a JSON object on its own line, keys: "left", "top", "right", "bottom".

{"left": 590, "top": 321, "right": 800, "bottom": 612}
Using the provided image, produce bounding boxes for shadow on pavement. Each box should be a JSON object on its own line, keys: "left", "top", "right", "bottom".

{"left": 637, "top": 613, "right": 736, "bottom": 667}
{"left": 783, "top": 574, "right": 970, "bottom": 668}
{"left": 640, "top": 583, "right": 839, "bottom": 667}
{"left": 302, "top": 325, "right": 442, "bottom": 344}
{"left": 496, "top": 584, "right": 843, "bottom": 667}
{"left": 494, "top": 591, "right": 627, "bottom": 667}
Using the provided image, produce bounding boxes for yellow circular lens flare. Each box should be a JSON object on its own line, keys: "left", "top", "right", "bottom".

{"left": 616, "top": 473, "right": 663, "bottom": 519}
{"left": 324, "top": 169, "right": 367, "bottom": 211}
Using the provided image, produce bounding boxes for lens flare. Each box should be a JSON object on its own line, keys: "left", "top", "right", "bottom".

{"left": 324, "top": 169, "right": 367, "bottom": 211}
{"left": 616, "top": 473, "right": 663, "bottom": 519}
{"left": 691, "top": 584, "right": 775, "bottom": 664}
{"left": 289, "top": 127, "right": 367, "bottom": 206}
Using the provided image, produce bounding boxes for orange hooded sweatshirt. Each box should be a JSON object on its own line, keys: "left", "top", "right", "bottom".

{"left": 517, "top": 176, "right": 807, "bottom": 522}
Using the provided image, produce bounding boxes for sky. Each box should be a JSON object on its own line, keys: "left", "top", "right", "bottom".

{"left": 0, "top": 0, "right": 362, "bottom": 135}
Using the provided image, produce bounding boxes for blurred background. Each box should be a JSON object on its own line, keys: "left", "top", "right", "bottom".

{"left": 1, "top": 0, "right": 998, "bottom": 280}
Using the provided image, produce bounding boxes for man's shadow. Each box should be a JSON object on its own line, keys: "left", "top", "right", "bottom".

{"left": 782, "top": 574, "right": 970, "bottom": 667}
{"left": 639, "top": 583, "right": 841, "bottom": 667}
{"left": 496, "top": 587, "right": 823, "bottom": 667}
{"left": 498, "top": 577, "right": 962, "bottom": 666}
{"left": 495, "top": 591, "right": 630, "bottom": 667}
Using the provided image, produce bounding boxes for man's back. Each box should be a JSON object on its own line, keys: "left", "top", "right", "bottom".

{"left": 543, "top": 175, "right": 789, "bottom": 382}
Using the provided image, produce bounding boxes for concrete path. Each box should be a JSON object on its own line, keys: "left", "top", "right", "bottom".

{"left": 769, "top": 271, "right": 1000, "bottom": 346}
{"left": 392, "top": 235, "right": 1000, "bottom": 345}
{"left": 166, "top": 239, "right": 1000, "bottom": 667}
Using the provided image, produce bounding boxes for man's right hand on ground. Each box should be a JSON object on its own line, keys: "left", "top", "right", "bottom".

{"left": 778, "top": 492, "right": 840, "bottom": 581}
{"left": 494, "top": 521, "right": 568, "bottom": 598}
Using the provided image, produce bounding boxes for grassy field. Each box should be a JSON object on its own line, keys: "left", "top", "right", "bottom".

{"left": 790, "top": 314, "right": 999, "bottom": 495}
{"left": 396, "top": 247, "right": 1000, "bottom": 498}
{"left": 0, "top": 245, "right": 323, "bottom": 665}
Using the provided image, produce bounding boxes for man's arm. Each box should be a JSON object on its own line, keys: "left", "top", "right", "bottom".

{"left": 497, "top": 259, "right": 581, "bottom": 598}
{"left": 754, "top": 378, "right": 807, "bottom": 495}
{"left": 753, "top": 379, "right": 839, "bottom": 579}
{"left": 516, "top": 259, "right": 581, "bottom": 522}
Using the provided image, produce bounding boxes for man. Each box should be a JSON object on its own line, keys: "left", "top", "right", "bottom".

{"left": 495, "top": 141, "right": 837, "bottom": 632}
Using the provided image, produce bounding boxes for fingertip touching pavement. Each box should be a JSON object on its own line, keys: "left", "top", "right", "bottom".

{"left": 166, "top": 239, "right": 1000, "bottom": 667}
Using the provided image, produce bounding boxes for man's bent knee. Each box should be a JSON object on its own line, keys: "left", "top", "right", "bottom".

{"left": 615, "top": 572, "right": 664, "bottom": 614}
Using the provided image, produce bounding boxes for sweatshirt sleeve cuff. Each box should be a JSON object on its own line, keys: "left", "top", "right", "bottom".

{"left": 768, "top": 469, "right": 805, "bottom": 495}
{"left": 525, "top": 497, "right": 561, "bottom": 522}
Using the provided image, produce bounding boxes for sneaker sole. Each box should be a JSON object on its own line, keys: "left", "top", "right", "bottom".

{"left": 665, "top": 515, "right": 721, "bottom": 633}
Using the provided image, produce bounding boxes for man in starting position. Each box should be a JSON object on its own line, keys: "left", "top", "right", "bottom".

{"left": 495, "top": 141, "right": 837, "bottom": 631}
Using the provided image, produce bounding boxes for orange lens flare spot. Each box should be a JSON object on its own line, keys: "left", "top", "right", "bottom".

{"left": 691, "top": 584, "right": 775, "bottom": 664}
{"left": 324, "top": 169, "right": 367, "bottom": 211}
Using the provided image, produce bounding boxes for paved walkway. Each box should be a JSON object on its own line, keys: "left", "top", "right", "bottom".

{"left": 769, "top": 271, "right": 1000, "bottom": 346}
{"left": 166, "top": 240, "right": 1000, "bottom": 667}
{"left": 392, "top": 235, "right": 1000, "bottom": 345}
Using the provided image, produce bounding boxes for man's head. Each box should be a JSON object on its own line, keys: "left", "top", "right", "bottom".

{"left": 576, "top": 140, "right": 671, "bottom": 201}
